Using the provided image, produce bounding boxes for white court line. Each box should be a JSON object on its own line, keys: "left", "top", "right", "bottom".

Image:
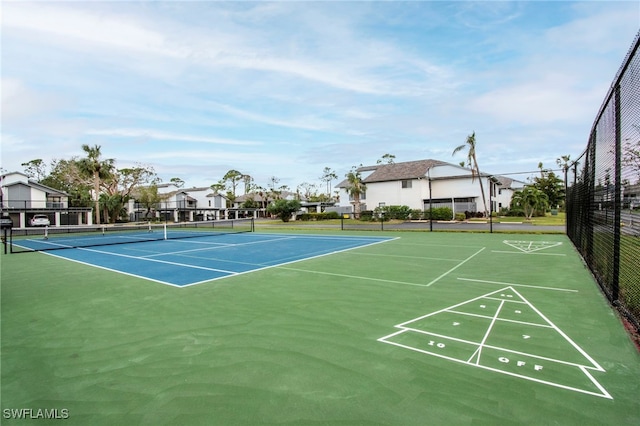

{"left": 509, "top": 287, "right": 606, "bottom": 373}
{"left": 72, "top": 247, "right": 238, "bottom": 274}
{"left": 346, "top": 252, "right": 465, "bottom": 262}
{"left": 467, "top": 299, "right": 505, "bottom": 364}
{"left": 277, "top": 267, "right": 431, "bottom": 288}
{"left": 42, "top": 252, "right": 186, "bottom": 288}
{"left": 378, "top": 286, "right": 612, "bottom": 399}
{"left": 141, "top": 235, "right": 299, "bottom": 258}
{"left": 457, "top": 277, "right": 578, "bottom": 293}
{"left": 446, "top": 309, "right": 554, "bottom": 328}
{"left": 491, "top": 250, "right": 566, "bottom": 256}
{"left": 378, "top": 338, "right": 612, "bottom": 399}
{"left": 426, "top": 247, "right": 486, "bottom": 287}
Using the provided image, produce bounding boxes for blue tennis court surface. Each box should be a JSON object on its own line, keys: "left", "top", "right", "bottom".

{"left": 40, "top": 233, "right": 394, "bottom": 287}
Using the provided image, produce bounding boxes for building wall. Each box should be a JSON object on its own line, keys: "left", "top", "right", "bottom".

{"left": 337, "top": 163, "right": 518, "bottom": 215}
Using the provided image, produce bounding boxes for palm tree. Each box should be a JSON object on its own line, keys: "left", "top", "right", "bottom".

{"left": 453, "top": 132, "right": 488, "bottom": 217}
{"left": 512, "top": 186, "right": 549, "bottom": 220}
{"left": 345, "top": 167, "right": 366, "bottom": 219}
{"left": 77, "top": 144, "right": 114, "bottom": 225}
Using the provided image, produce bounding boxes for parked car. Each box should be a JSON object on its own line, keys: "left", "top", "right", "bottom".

{"left": 30, "top": 214, "right": 51, "bottom": 226}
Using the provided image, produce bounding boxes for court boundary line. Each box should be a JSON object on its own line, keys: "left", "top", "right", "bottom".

{"left": 426, "top": 247, "right": 486, "bottom": 287}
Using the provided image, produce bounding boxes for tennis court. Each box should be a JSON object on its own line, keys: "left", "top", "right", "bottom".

{"left": 1, "top": 229, "right": 638, "bottom": 425}
{"left": 17, "top": 232, "right": 394, "bottom": 287}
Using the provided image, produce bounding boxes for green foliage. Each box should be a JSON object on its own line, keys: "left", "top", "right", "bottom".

{"left": 345, "top": 167, "right": 366, "bottom": 218}
{"left": 455, "top": 213, "right": 466, "bottom": 221}
{"left": 622, "top": 138, "right": 640, "bottom": 183}
{"left": 266, "top": 199, "right": 302, "bottom": 222}
{"left": 241, "top": 199, "right": 260, "bottom": 209}
{"left": 424, "top": 207, "right": 454, "bottom": 221}
{"left": 359, "top": 210, "right": 374, "bottom": 221}
{"left": 137, "top": 184, "right": 165, "bottom": 219}
{"left": 21, "top": 159, "right": 47, "bottom": 181}
{"left": 511, "top": 186, "right": 549, "bottom": 219}
{"left": 410, "top": 209, "right": 424, "bottom": 220}
{"left": 298, "top": 212, "right": 340, "bottom": 221}
{"left": 531, "top": 168, "right": 565, "bottom": 208}
{"left": 374, "top": 205, "right": 412, "bottom": 220}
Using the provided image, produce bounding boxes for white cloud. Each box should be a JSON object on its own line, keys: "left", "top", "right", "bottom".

{"left": 2, "top": 1, "right": 638, "bottom": 189}
{"left": 1, "top": 78, "right": 69, "bottom": 123}
{"left": 85, "top": 128, "right": 262, "bottom": 146}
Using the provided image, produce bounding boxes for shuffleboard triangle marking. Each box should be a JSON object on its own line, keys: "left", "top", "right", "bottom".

{"left": 503, "top": 240, "right": 562, "bottom": 253}
{"left": 378, "top": 286, "right": 611, "bottom": 399}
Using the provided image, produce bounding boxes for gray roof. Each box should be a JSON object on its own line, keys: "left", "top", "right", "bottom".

{"left": 336, "top": 159, "right": 450, "bottom": 188}
{"left": 495, "top": 176, "right": 526, "bottom": 189}
{"left": 361, "top": 159, "right": 449, "bottom": 183}
{"left": 3, "top": 179, "right": 69, "bottom": 196}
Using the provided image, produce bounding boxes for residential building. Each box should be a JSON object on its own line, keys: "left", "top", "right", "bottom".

{"left": 0, "top": 171, "right": 92, "bottom": 227}
{"left": 128, "top": 183, "right": 230, "bottom": 222}
{"left": 336, "top": 159, "right": 524, "bottom": 218}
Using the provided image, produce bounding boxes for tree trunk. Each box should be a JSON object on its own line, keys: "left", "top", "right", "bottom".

{"left": 94, "top": 171, "right": 101, "bottom": 225}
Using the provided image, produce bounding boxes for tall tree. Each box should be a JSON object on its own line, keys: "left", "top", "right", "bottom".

{"left": 102, "top": 165, "right": 159, "bottom": 222}
{"left": 77, "top": 145, "right": 114, "bottom": 225}
{"left": 242, "top": 174, "right": 254, "bottom": 194}
{"left": 345, "top": 167, "right": 366, "bottom": 219}
{"left": 40, "top": 159, "right": 92, "bottom": 207}
{"left": 453, "top": 132, "right": 488, "bottom": 217}
{"left": 532, "top": 163, "right": 565, "bottom": 209}
{"left": 622, "top": 138, "right": 640, "bottom": 184}
{"left": 222, "top": 170, "right": 244, "bottom": 204}
{"left": 377, "top": 153, "right": 396, "bottom": 164}
{"left": 320, "top": 167, "right": 338, "bottom": 198}
{"left": 137, "top": 183, "right": 167, "bottom": 220}
{"left": 267, "top": 176, "right": 288, "bottom": 200}
{"left": 21, "top": 159, "right": 47, "bottom": 181}
{"left": 170, "top": 177, "right": 185, "bottom": 188}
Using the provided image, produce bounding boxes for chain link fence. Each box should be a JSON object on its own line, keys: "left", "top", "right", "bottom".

{"left": 566, "top": 31, "right": 640, "bottom": 334}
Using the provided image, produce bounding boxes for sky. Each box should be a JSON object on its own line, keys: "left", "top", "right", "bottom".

{"left": 1, "top": 1, "right": 639, "bottom": 192}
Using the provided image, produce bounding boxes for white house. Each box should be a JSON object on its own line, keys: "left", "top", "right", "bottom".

{"left": 0, "top": 171, "right": 91, "bottom": 227}
{"left": 336, "top": 159, "right": 523, "bottom": 218}
{"left": 128, "top": 183, "right": 229, "bottom": 222}
{"left": 233, "top": 190, "right": 308, "bottom": 218}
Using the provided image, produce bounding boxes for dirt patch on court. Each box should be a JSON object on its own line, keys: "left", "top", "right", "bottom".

{"left": 620, "top": 316, "right": 640, "bottom": 352}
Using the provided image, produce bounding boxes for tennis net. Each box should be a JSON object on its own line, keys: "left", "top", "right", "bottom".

{"left": 8, "top": 218, "right": 254, "bottom": 253}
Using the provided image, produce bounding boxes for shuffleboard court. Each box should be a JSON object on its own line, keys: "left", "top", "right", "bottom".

{"left": 35, "top": 233, "right": 395, "bottom": 287}
{"left": 2, "top": 231, "right": 638, "bottom": 425}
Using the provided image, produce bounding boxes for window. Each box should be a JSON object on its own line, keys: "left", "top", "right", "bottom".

{"left": 401, "top": 180, "right": 412, "bottom": 189}
{"left": 348, "top": 192, "right": 366, "bottom": 201}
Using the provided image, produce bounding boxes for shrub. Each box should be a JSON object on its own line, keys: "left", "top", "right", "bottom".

{"left": 374, "top": 205, "right": 412, "bottom": 221}
{"left": 455, "top": 213, "right": 466, "bottom": 221}
{"left": 298, "top": 211, "right": 341, "bottom": 221}
{"left": 410, "top": 209, "right": 424, "bottom": 220}
{"left": 424, "top": 207, "right": 453, "bottom": 221}
{"left": 266, "top": 199, "right": 301, "bottom": 222}
{"left": 360, "top": 210, "right": 374, "bottom": 221}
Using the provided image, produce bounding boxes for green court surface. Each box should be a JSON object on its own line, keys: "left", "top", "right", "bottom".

{"left": 1, "top": 231, "right": 639, "bottom": 425}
